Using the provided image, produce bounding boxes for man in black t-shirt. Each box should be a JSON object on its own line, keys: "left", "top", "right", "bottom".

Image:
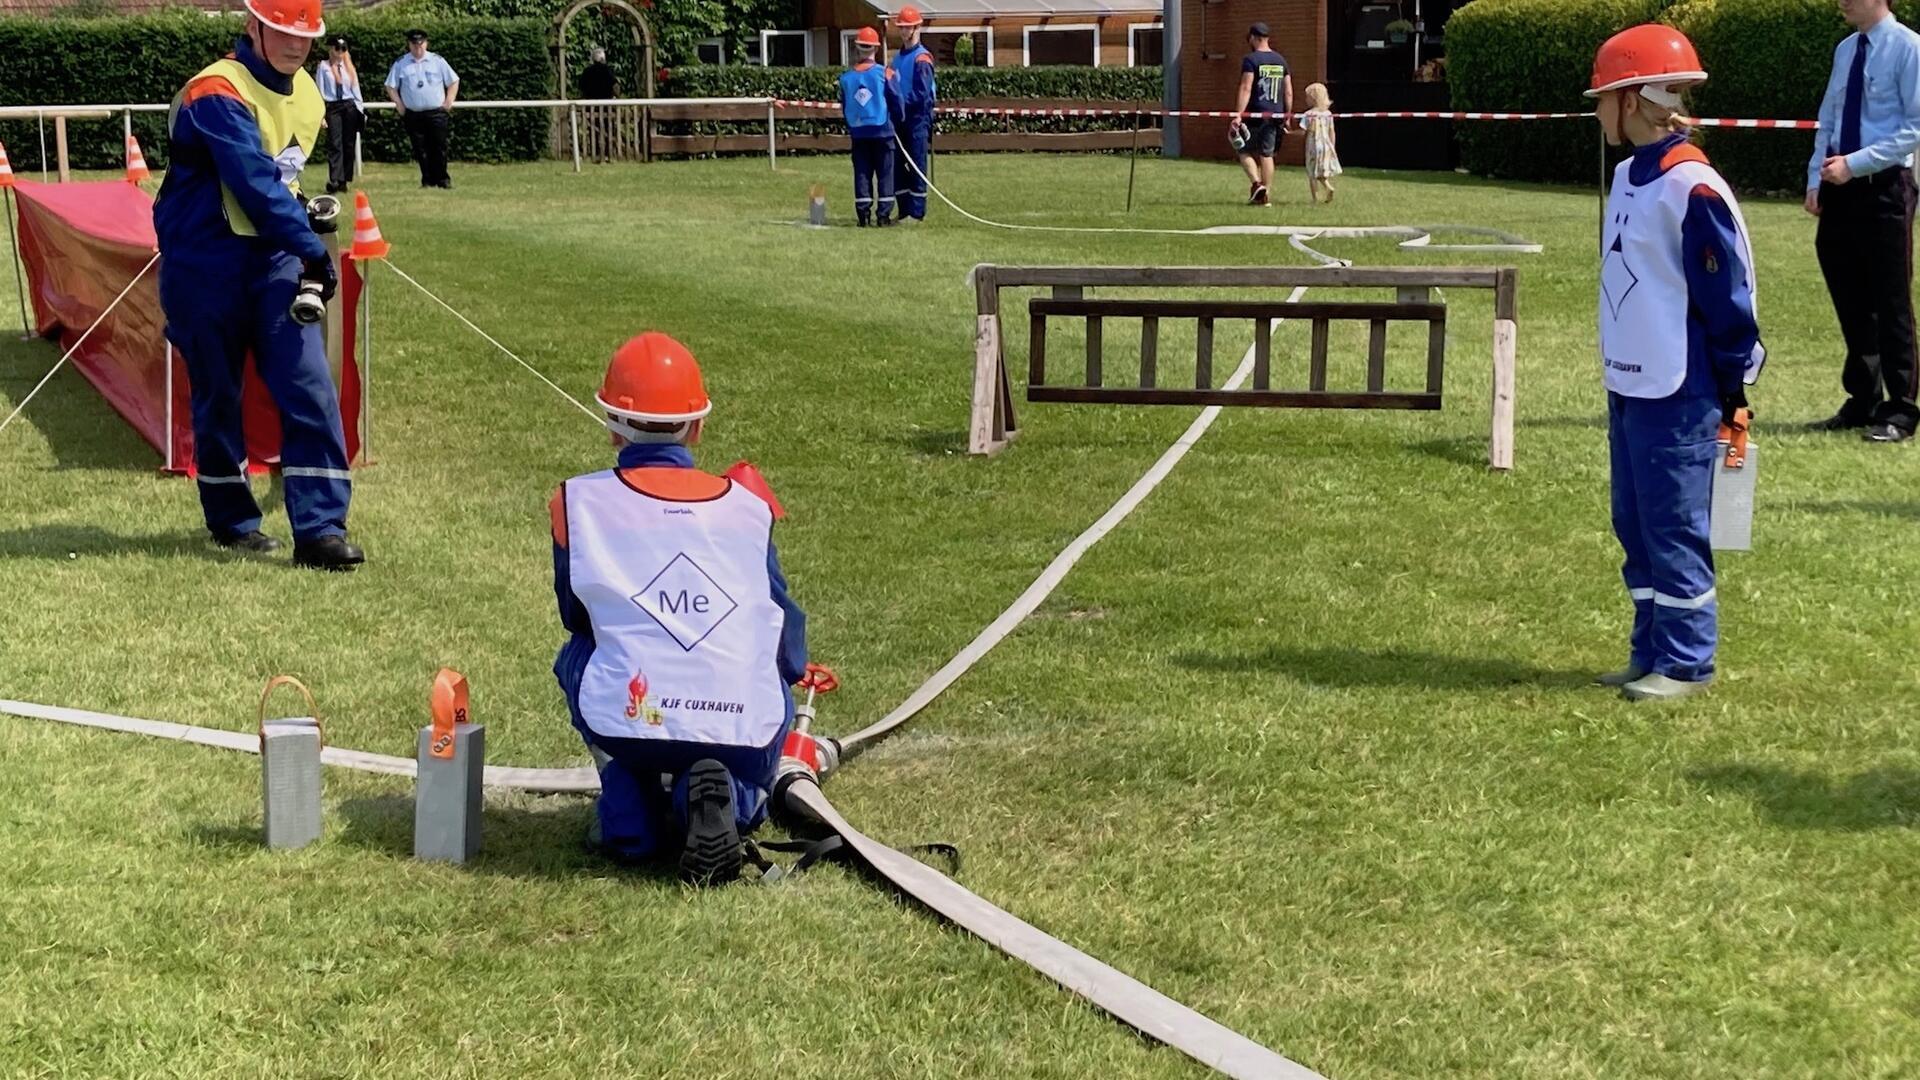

{"left": 1233, "top": 23, "right": 1292, "bottom": 206}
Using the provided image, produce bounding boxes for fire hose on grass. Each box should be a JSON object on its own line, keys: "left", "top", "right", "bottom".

{"left": 2, "top": 216, "right": 1332, "bottom": 1079}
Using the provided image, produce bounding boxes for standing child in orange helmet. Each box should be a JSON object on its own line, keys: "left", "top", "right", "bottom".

{"left": 549, "top": 333, "right": 833, "bottom": 883}
{"left": 1589, "top": 25, "right": 1765, "bottom": 700}
{"left": 839, "top": 26, "right": 901, "bottom": 226}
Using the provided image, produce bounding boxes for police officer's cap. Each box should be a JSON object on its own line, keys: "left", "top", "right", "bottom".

{"left": 330, "top": 35, "right": 348, "bottom": 49}
{"left": 406, "top": 28, "right": 428, "bottom": 42}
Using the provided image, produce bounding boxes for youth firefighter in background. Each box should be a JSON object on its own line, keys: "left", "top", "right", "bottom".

{"left": 890, "top": 6, "right": 936, "bottom": 221}
{"left": 154, "top": 0, "right": 364, "bottom": 570}
{"left": 839, "top": 26, "right": 900, "bottom": 227}
{"left": 1589, "top": 25, "right": 1764, "bottom": 700}
{"left": 550, "top": 333, "right": 834, "bottom": 884}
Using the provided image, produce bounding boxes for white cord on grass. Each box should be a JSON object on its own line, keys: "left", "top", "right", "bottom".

{"left": 382, "top": 260, "right": 603, "bottom": 424}
{"left": 0, "top": 251, "right": 161, "bottom": 440}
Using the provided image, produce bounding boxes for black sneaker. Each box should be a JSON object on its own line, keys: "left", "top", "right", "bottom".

{"left": 857, "top": 217, "right": 870, "bottom": 228}
{"left": 292, "top": 535, "right": 365, "bottom": 571}
{"left": 1864, "top": 422, "right": 1914, "bottom": 443}
{"left": 679, "top": 759, "right": 742, "bottom": 885}
{"left": 1254, "top": 184, "right": 1271, "bottom": 207}
{"left": 213, "top": 529, "right": 281, "bottom": 554}
{"left": 877, "top": 216, "right": 895, "bottom": 227}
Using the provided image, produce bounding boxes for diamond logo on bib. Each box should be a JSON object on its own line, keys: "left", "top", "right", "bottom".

{"left": 632, "top": 553, "right": 738, "bottom": 651}
{"left": 1601, "top": 235, "right": 1639, "bottom": 319}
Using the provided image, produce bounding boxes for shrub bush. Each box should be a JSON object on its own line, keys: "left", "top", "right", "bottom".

{"left": 0, "top": 11, "right": 550, "bottom": 172}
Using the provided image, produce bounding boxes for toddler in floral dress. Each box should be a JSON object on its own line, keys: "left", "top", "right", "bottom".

{"left": 1299, "top": 83, "right": 1342, "bottom": 203}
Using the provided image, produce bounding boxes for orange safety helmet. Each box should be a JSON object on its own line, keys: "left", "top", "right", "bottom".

{"left": 597, "top": 332, "right": 712, "bottom": 430}
{"left": 1587, "top": 24, "right": 1706, "bottom": 104}
{"left": 245, "top": 0, "right": 325, "bottom": 38}
{"left": 897, "top": 5, "right": 925, "bottom": 28}
{"left": 855, "top": 26, "right": 882, "bottom": 46}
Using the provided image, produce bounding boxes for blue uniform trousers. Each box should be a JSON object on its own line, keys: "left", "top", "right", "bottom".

{"left": 851, "top": 136, "right": 896, "bottom": 224}
{"left": 1608, "top": 390, "right": 1722, "bottom": 681}
{"left": 894, "top": 122, "right": 932, "bottom": 220}
{"left": 161, "top": 252, "right": 351, "bottom": 542}
{"left": 573, "top": 716, "right": 790, "bottom": 861}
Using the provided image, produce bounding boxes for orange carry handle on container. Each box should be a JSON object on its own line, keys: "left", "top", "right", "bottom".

{"left": 1719, "top": 406, "right": 1751, "bottom": 469}
{"left": 258, "top": 674, "right": 324, "bottom": 748}
{"left": 429, "top": 668, "right": 469, "bottom": 760}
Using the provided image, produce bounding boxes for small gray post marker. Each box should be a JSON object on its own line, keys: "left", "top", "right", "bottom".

{"left": 259, "top": 676, "right": 324, "bottom": 850}
{"left": 414, "top": 668, "right": 483, "bottom": 863}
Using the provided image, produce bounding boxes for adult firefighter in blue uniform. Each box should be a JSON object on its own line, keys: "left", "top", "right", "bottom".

{"left": 154, "top": 0, "right": 364, "bottom": 570}
{"left": 550, "top": 333, "right": 835, "bottom": 884}
{"left": 1589, "top": 25, "right": 1764, "bottom": 700}
{"left": 840, "top": 26, "right": 900, "bottom": 227}
{"left": 890, "top": 5, "right": 936, "bottom": 221}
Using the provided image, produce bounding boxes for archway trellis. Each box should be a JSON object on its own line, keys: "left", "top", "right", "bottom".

{"left": 553, "top": 0, "right": 657, "bottom": 164}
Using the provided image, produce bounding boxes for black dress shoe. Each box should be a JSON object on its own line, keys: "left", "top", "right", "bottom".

{"left": 292, "top": 535, "right": 366, "bottom": 571}
{"left": 212, "top": 529, "right": 281, "bottom": 553}
{"left": 1808, "top": 410, "right": 1873, "bottom": 431}
{"left": 1864, "top": 422, "right": 1914, "bottom": 443}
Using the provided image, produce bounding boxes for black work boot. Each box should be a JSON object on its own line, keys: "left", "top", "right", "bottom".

{"left": 213, "top": 529, "right": 281, "bottom": 554}
{"left": 292, "top": 534, "right": 365, "bottom": 572}
{"left": 679, "top": 759, "right": 742, "bottom": 885}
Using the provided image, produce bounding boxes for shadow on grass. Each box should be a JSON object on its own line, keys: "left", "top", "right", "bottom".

{"left": 0, "top": 338, "right": 162, "bottom": 473}
{"left": 1407, "top": 436, "right": 1488, "bottom": 468}
{"left": 334, "top": 793, "right": 698, "bottom": 885}
{"left": 1796, "top": 500, "right": 1920, "bottom": 522}
{"left": 0, "top": 524, "right": 232, "bottom": 562}
{"left": 1173, "top": 645, "right": 1588, "bottom": 690}
{"left": 1688, "top": 763, "right": 1920, "bottom": 831}
{"left": 893, "top": 427, "right": 970, "bottom": 457}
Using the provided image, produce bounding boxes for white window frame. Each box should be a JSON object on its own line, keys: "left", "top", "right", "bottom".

{"left": 696, "top": 37, "right": 727, "bottom": 65}
{"left": 759, "top": 29, "right": 813, "bottom": 67}
{"left": 920, "top": 25, "right": 995, "bottom": 68}
{"left": 1022, "top": 23, "right": 1099, "bottom": 67}
{"left": 1127, "top": 22, "right": 1163, "bottom": 67}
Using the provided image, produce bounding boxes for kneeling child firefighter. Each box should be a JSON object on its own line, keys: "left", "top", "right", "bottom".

{"left": 1589, "top": 25, "right": 1765, "bottom": 700}
{"left": 550, "top": 333, "right": 836, "bottom": 883}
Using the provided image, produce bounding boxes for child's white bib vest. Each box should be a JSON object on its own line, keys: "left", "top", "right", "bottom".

{"left": 564, "top": 470, "right": 786, "bottom": 746}
{"left": 1600, "top": 152, "right": 1765, "bottom": 398}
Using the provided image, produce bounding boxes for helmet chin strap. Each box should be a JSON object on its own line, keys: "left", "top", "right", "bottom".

{"left": 606, "top": 416, "right": 692, "bottom": 444}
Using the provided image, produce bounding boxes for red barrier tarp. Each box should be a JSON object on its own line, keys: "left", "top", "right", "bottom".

{"left": 11, "top": 179, "right": 362, "bottom": 473}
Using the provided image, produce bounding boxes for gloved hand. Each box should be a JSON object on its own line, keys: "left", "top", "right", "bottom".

{"left": 796, "top": 663, "right": 839, "bottom": 694}
{"left": 1721, "top": 387, "right": 1749, "bottom": 421}
{"left": 302, "top": 255, "right": 338, "bottom": 304}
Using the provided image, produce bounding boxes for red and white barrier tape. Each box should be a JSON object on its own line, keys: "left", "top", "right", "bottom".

{"left": 770, "top": 98, "right": 1821, "bottom": 128}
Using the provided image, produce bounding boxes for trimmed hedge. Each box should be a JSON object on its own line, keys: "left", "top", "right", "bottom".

{"left": 1446, "top": 0, "right": 1663, "bottom": 184}
{"left": 1449, "top": 0, "right": 1920, "bottom": 191}
{"left": 0, "top": 11, "right": 550, "bottom": 172}
{"left": 392, "top": 0, "right": 800, "bottom": 70}
{"left": 662, "top": 64, "right": 1164, "bottom": 142}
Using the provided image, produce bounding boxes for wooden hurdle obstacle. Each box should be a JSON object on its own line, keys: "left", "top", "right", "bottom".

{"left": 968, "top": 265, "right": 1520, "bottom": 470}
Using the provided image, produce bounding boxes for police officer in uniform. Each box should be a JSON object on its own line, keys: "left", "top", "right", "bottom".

{"left": 386, "top": 29, "right": 459, "bottom": 189}
{"left": 550, "top": 333, "right": 832, "bottom": 884}
{"left": 154, "top": 0, "right": 364, "bottom": 570}
{"left": 889, "top": 6, "right": 936, "bottom": 221}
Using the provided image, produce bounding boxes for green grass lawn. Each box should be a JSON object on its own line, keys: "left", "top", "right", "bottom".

{"left": 1, "top": 151, "right": 1916, "bottom": 1079}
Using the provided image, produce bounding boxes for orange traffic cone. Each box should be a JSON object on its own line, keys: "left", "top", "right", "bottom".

{"left": 347, "top": 191, "right": 389, "bottom": 260}
{"left": 0, "top": 141, "right": 15, "bottom": 189}
{"left": 125, "top": 135, "right": 150, "bottom": 183}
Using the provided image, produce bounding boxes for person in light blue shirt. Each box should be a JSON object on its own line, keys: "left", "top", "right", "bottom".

{"left": 385, "top": 29, "right": 460, "bottom": 188}
{"left": 314, "top": 36, "right": 363, "bottom": 193}
{"left": 1806, "top": 0, "right": 1920, "bottom": 442}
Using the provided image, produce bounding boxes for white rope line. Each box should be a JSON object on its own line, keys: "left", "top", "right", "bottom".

{"left": 885, "top": 131, "right": 1543, "bottom": 262}
{"left": 382, "top": 260, "right": 602, "bottom": 424}
{"left": 0, "top": 250, "right": 160, "bottom": 440}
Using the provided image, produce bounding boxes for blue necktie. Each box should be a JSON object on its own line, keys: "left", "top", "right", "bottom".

{"left": 1839, "top": 33, "right": 1869, "bottom": 156}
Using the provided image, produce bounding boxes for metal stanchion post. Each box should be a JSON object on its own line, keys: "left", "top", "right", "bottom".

{"left": 1126, "top": 111, "right": 1141, "bottom": 213}
{"left": 570, "top": 104, "right": 582, "bottom": 173}
{"left": 768, "top": 103, "right": 777, "bottom": 170}
{"left": 5, "top": 188, "right": 29, "bottom": 335}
